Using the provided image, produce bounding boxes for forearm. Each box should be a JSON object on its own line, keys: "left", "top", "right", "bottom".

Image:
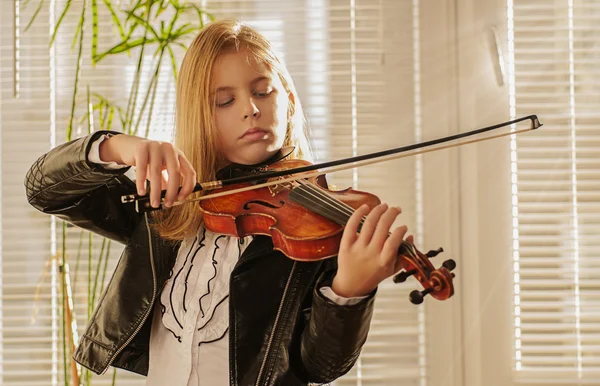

{"left": 25, "top": 130, "right": 130, "bottom": 211}
{"left": 300, "top": 269, "right": 376, "bottom": 383}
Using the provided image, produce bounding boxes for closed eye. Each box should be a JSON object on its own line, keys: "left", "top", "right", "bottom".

{"left": 216, "top": 98, "right": 234, "bottom": 108}
{"left": 254, "top": 89, "right": 274, "bottom": 97}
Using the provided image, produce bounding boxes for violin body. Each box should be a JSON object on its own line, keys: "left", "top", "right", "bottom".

{"left": 199, "top": 159, "right": 381, "bottom": 261}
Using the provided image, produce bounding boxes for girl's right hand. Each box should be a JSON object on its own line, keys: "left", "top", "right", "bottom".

{"left": 99, "top": 134, "right": 197, "bottom": 208}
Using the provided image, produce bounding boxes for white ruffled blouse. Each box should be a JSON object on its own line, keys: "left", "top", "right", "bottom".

{"left": 146, "top": 227, "right": 252, "bottom": 386}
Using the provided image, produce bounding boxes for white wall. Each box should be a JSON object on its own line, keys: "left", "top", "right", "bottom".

{"left": 419, "top": 0, "right": 515, "bottom": 385}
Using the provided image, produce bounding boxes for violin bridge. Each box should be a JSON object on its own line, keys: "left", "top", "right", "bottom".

{"left": 267, "top": 177, "right": 298, "bottom": 196}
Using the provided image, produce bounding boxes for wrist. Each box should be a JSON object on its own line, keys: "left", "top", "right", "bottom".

{"left": 331, "top": 274, "right": 375, "bottom": 298}
{"left": 98, "top": 135, "right": 124, "bottom": 164}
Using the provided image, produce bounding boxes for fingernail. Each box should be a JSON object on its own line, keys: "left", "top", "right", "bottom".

{"left": 152, "top": 200, "right": 159, "bottom": 207}
{"left": 164, "top": 201, "right": 172, "bottom": 208}
{"left": 139, "top": 188, "right": 145, "bottom": 196}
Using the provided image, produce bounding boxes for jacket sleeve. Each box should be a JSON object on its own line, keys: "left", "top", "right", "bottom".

{"left": 299, "top": 259, "right": 377, "bottom": 383}
{"left": 24, "top": 130, "right": 141, "bottom": 245}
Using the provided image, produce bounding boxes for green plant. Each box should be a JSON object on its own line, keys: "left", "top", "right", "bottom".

{"left": 25, "top": 1, "right": 214, "bottom": 385}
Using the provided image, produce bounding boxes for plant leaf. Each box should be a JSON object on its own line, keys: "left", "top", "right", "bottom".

{"left": 170, "top": 25, "right": 200, "bottom": 42}
{"left": 155, "top": 0, "right": 167, "bottom": 17}
{"left": 186, "top": 3, "right": 213, "bottom": 28}
{"left": 98, "top": 100, "right": 105, "bottom": 129}
{"left": 24, "top": 0, "right": 45, "bottom": 32}
{"left": 167, "top": 45, "right": 178, "bottom": 81}
{"left": 126, "top": 10, "right": 162, "bottom": 42}
{"left": 49, "top": 0, "right": 72, "bottom": 46}
{"left": 168, "top": 0, "right": 181, "bottom": 9}
{"left": 71, "top": 10, "right": 84, "bottom": 50}
{"left": 101, "top": 0, "right": 127, "bottom": 44}
{"left": 106, "top": 106, "right": 115, "bottom": 131}
{"left": 95, "top": 36, "right": 158, "bottom": 62}
{"left": 91, "top": 0, "right": 99, "bottom": 66}
{"left": 170, "top": 22, "right": 191, "bottom": 38}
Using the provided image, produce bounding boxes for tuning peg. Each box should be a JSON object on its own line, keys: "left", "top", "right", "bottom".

{"left": 393, "top": 269, "right": 417, "bottom": 283}
{"left": 426, "top": 247, "right": 444, "bottom": 258}
{"left": 410, "top": 288, "right": 433, "bottom": 305}
{"left": 442, "top": 259, "right": 456, "bottom": 271}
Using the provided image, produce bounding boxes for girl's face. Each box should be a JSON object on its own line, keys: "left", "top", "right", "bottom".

{"left": 211, "top": 49, "right": 290, "bottom": 167}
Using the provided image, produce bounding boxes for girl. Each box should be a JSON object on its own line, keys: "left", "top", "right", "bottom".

{"left": 25, "top": 19, "right": 412, "bottom": 386}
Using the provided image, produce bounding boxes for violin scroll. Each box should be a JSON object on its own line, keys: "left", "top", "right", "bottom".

{"left": 393, "top": 243, "right": 456, "bottom": 305}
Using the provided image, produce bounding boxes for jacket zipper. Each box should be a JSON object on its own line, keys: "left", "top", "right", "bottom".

{"left": 254, "top": 261, "right": 297, "bottom": 386}
{"left": 100, "top": 214, "right": 157, "bottom": 374}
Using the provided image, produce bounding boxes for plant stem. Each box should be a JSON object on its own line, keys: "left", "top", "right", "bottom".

{"left": 87, "top": 233, "right": 92, "bottom": 320}
{"left": 73, "top": 230, "right": 84, "bottom": 296}
{"left": 133, "top": 47, "right": 165, "bottom": 137}
{"left": 91, "top": 238, "right": 106, "bottom": 309}
{"left": 124, "top": 4, "right": 152, "bottom": 134}
{"left": 99, "top": 240, "right": 112, "bottom": 295}
{"left": 143, "top": 54, "right": 162, "bottom": 139}
{"left": 61, "top": 222, "right": 68, "bottom": 386}
{"left": 67, "top": 0, "right": 87, "bottom": 142}
{"left": 86, "top": 231, "right": 92, "bottom": 386}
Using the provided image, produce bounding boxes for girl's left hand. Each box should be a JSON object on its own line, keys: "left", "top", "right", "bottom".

{"left": 332, "top": 203, "right": 414, "bottom": 298}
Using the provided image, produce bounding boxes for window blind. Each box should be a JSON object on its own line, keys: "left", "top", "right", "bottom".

{"left": 508, "top": 0, "right": 600, "bottom": 383}
{"left": 1, "top": 1, "right": 426, "bottom": 385}
{"left": 1, "top": 2, "right": 59, "bottom": 385}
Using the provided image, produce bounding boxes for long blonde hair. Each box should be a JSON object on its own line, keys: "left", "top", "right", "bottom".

{"left": 152, "top": 19, "right": 313, "bottom": 241}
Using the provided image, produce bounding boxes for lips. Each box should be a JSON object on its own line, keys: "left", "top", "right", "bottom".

{"left": 241, "top": 127, "right": 269, "bottom": 140}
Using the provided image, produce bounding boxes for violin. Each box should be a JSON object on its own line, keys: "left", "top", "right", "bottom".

{"left": 136, "top": 158, "right": 456, "bottom": 304}
{"left": 120, "top": 115, "right": 543, "bottom": 305}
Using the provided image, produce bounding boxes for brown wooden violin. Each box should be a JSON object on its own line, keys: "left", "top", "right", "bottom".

{"left": 119, "top": 115, "right": 542, "bottom": 304}
{"left": 210, "top": 159, "right": 455, "bottom": 304}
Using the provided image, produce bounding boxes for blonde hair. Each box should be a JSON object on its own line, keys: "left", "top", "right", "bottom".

{"left": 152, "top": 19, "right": 313, "bottom": 241}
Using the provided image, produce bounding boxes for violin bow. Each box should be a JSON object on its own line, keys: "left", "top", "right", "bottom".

{"left": 122, "top": 114, "right": 542, "bottom": 213}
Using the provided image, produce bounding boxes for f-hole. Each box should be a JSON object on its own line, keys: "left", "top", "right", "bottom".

{"left": 243, "top": 200, "right": 285, "bottom": 210}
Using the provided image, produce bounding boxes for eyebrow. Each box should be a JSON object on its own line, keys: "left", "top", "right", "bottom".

{"left": 214, "top": 75, "right": 270, "bottom": 93}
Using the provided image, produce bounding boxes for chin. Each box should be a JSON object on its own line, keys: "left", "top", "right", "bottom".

{"left": 236, "top": 140, "right": 282, "bottom": 165}
{"left": 229, "top": 147, "right": 273, "bottom": 165}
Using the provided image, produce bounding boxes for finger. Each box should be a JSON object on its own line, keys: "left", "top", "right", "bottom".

{"left": 161, "top": 170, "right": 169, "bottom": 191}
{"left": 380, "top": 225, "right": 408, "bottom": 269}
{"left": 162, "top": 144, "right": 180, "bottom": 207}
{"left": 358, "top": 203, "right": 388, "bottom": 245}
{"left": 370, "top": 206, "right": 402, "bottom": 250}
{"left": 341, "top": 204, "right": 370, "bottom": 248}
{"left": 148, "top": 143, "right": 164, "bottom": 208}
{"left": 135, "top": 145, "right": 149, "bottom": 196}
{"left": 406, "top": 234, "right": 414, "bottom": 244}
{"left": 177, "top": 154, "right": 197, "bottom": 201}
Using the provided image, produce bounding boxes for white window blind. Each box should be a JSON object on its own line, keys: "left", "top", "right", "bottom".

{"left": 509, "top": 0, "right": 600, "bottom": 383}
{"left": 1, "top": 2, "right": 60, "bottom": 385}
{"left": 1, "top": 1, "right": 427, "bottom": 385}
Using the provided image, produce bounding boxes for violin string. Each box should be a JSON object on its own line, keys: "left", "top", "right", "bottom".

{"left": 288, "top": 182, "right": 353, "bottom": 226}
{"left": 298, "top": 181, "right": 417, "bottom": 258}
{"left": 291, "top": 180, "right": 354, "bottom": 221}
{"left": 296, "top": 180, "right": 356, "bottom": 222}
{"left": 292, "top": 180, "right": 417, "bottom": 258}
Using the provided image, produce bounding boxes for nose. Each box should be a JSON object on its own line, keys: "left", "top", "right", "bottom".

{"left": 242, "top": 98, "right": 260, "bottom": 120}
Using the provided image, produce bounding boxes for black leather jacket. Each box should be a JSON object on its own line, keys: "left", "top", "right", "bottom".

{"left": 24, "top": 130, "right": 376, "bottom": 385}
